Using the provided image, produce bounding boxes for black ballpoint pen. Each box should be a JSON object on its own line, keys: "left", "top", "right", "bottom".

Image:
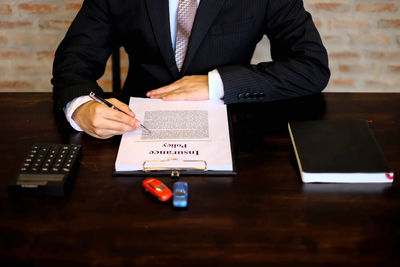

{"left": 89, "top": 91, "right": 151, "bottom": 134}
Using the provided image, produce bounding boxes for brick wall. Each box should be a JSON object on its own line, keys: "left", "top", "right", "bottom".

{"left": 0, "top": 0, "right": 399, "bottom": 93}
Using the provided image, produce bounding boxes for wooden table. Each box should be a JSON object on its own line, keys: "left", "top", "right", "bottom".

{"left": 0, "top": 93, "right": 399, "bottom": 266}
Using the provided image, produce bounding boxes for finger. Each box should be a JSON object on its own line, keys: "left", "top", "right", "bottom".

{"left": 87, "top": 128, "right": 128, "bottom": 139}
{"left": 84, "top": 116, "right": 129, "bottom": 139}
{"left": 150, "top": 92, "right": 188, "bottom": 101}
{"left": 96, "top": 105, "right": 136, "bottom": 126}
{"left": 146, "top": 82, "right": 180, "bottom": 97}
{"left": 95, "top": 105, "right": 140, "bottom": 128}
{"left": 151, "top": 90, "right": 207, "bottom": 101}
{"left": 107, "top": 112, "right": 141, "bottom": 129}
{"left": 96, "top": 118, "right": 137, "bottom": 133}
{"left": 107, "top": 98, "right": 136, "bottom": 117}
{"left": 90, "top": 116, "right": 138, "bottom": 136}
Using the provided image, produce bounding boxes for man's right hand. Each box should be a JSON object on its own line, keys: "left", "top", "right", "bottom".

{"left": 72, "top": 98, "right": 141, "bottom": 139}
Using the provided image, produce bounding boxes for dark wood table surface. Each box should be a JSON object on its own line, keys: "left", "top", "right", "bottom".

{"left": 0, "top": 92, "right": 399, "bottom": 266}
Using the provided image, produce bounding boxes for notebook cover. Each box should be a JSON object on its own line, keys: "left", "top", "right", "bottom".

{"left": 288, "top": 120, "right": 393, "bottom": 183}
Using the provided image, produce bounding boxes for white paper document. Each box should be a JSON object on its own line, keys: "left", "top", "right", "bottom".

{"left": 115, "top": 97, "right": 233, "bottom": 173}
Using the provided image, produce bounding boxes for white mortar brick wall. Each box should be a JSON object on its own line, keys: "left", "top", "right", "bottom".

{"left": 0, "top": 0, "right": 399, "bottom": 92}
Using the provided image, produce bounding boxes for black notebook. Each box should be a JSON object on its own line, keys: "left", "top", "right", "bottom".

{"left": 288, "top": 120, "right": 393, "bottom": 183}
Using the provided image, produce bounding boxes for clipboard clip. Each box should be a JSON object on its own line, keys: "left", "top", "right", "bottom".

{"left": 142, "top": 158, "right": 207, "bottom": 177}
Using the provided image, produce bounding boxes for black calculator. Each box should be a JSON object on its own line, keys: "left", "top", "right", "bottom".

{"left": 9, "top": 144, "right": 82, "bottom": 196}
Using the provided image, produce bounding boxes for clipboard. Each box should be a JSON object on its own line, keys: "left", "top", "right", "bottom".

{"left": 113, "top": 105, "right": 237, "bottom": 177}
{"left": 113, "top": 158, "right": 237, "bottom": 177}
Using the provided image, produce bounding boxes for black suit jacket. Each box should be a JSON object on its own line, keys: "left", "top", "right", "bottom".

{"left": 52, "top": 0, "right": 330, "bottom": 113}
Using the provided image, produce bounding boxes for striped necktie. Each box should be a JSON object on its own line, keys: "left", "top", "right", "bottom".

{"left": 175, "top": 0, "right": 197, "bottom": 71}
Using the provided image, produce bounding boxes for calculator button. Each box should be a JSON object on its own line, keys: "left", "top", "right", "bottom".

{"left": 40, "top": 147, "right": 49, "bottom": 153}
{"left": 33, "top": 162, "right": 42, "bottom": 168}
{"left": 34, "top": 157, "right": 43, "bottom": 163}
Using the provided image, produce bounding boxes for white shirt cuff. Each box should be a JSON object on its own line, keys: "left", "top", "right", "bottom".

{"left": 208, "top": 69, "right": 224, "bottom": 100}
{"left": 63, "top": 95, "right": 92, "bottom": 131}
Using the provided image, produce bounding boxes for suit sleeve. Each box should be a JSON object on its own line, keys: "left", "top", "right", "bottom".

{"left": 52, "top": 0, "right": 114, "bottom": 113}
{"left": 217, "top": 0, "right": 330, "bottom": 104}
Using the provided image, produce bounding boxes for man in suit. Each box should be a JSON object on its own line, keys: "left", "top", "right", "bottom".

{"left": 52, "top": 0, "right": 330, "bottom": 139}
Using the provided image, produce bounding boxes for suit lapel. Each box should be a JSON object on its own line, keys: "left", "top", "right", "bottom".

{"left": 145, "top": 0, "right": 226, "bottom": 76}
{"left": 181, "top": 0, "right": 226, "bottom": 73}
{"left": 145, "top": 0, "right": 178, "bottom": 77}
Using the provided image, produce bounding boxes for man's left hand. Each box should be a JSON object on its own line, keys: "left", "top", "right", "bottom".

{"left": 146, "top": 75, "right": 209, "bottom": 101}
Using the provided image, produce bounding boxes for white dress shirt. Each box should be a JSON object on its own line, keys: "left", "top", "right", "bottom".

{"left": 65, "top": 0, "right": 224, "bottom": 131}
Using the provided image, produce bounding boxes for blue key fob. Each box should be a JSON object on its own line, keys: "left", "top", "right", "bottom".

{"left": 172, "top": 181, "right": 188, "bottom": 208}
